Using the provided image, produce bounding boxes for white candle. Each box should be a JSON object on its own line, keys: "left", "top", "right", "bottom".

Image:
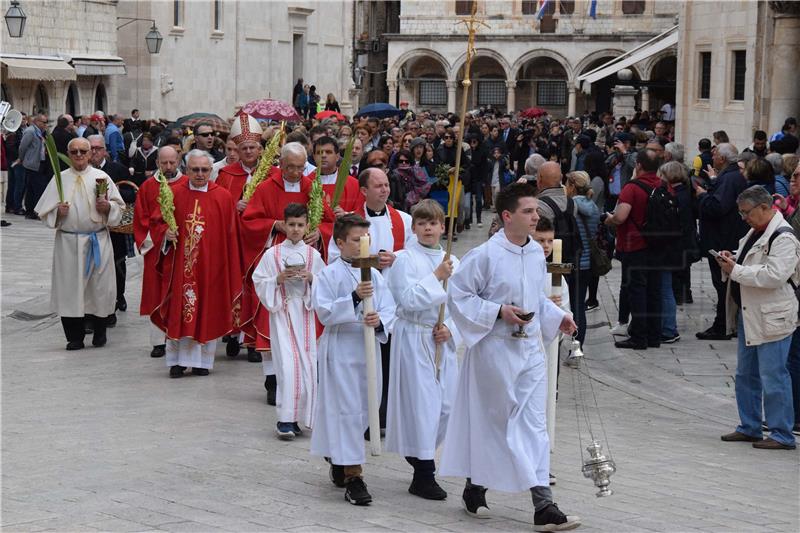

{"left": 553, "top": 238, "right": 562, "bottom": 263}
{"left": 360, "top": 234, "right": 370, "bottom": 258}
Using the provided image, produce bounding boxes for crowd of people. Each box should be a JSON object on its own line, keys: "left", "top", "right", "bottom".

{"left": 4, "top": 99, "right": 800, "bottom": 530}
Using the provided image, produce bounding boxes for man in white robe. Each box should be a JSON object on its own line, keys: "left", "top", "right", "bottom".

{"left": 35, "top": 137, "right": 124, "bottom": 350}
{"left": 384, "top": 199, "right": 460, "bottom": 501}
{"left": 310, "top": 214, "right": 396, "bottom": 506}
{"left": 440, "top": 182, "right": 582, "bottom": 532}
{"left": 252, "top": 203, "right": 324, "bottom": 439}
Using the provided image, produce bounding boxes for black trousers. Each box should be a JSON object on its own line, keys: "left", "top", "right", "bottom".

{"left": 625, "top": 249, "right": 662, "bottom": 346}
{"left": 707, "top": 257, "right": 727, "bottom": 332}
{"left": 24, "top": 167, "right": 49, "bottom": 214}
{"left": 379, "top": 335, "right": 391, "bottom": 428}
{"left": 110, "top": 232, "right": 128, "bottom": 303}
{"left": 61, "top": 315, "right": 107, "bottom": 343}
{"left": 672, "top": 266, "right": 693, "bottom": 302}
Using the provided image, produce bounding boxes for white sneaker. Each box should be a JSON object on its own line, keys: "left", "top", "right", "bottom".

{"left": 609, "top": 322, "right": 629, "bottom": 336}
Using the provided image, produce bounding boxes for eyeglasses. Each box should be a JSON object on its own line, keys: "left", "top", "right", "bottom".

{"left": 196, "top": 132, "right": 215, "bottom": 138}
{"left": 90, "top": 146, "right": 105, "bottom": 151}
{"left": 443, "top": 136, "right": 453, "bottom": 140}
{"left": 69, "top": 149, "right": 89, "bottom": 155}
{"left": 738, "top": 205, "right": 763, "bottom": 218}
{"left": 283, "top": 164, "right": 305, "bottom": 171}
{"left": 188, "top": 167, "right": 212, "bottom": 174}
{"left": 397, "top": 159, "right": 410, "bottom": 164}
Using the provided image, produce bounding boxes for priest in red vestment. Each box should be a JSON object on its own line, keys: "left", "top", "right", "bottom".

{"left": 213, "top": 113, "right": 264, "bottom": 360}
{"left": 150, "top": 150, "right": 242, "bottom": 379}
{"left": 132, "top": 146, "right": 188, "bottom": 358}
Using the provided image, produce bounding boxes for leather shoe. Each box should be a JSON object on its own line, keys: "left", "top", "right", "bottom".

{"left": 66, "top": 341, "right": 85, "bottom": 351}
{"left": 150, "top": 344, "right": 166, "bottom": 358}
{"left": 92, "top": 335, "right": 107, "bottom": 348}
{"left": 191, "top": 368, "right": 210, "bottom": 376}
{"left": 226, "top": 340, "right": 240, "bottom": 357}
{"left": 647, "top": 341, "right": 661, "bottom": 348}
{"left": 696, "top": 327, "right": 732, "bottom": 341}
{"left": 116, "top": 296, "right": 127, "bottom": 312}
{"left": 720, "top": 431, "right": 760, "bottom": 442}
{"left": 247, "top": 348, "right": 262, "bottom": 363}
{"left": 615, "top": 339, "right": 647, "bottom": 350}
{"left": 170, "top": 365, "right": 186, "bottom": 378}
{"left": 106, "top": 314, "right": 117, "bottom": 327}
{"left": 752, "top": 437, "right": 796, "bottom": 450}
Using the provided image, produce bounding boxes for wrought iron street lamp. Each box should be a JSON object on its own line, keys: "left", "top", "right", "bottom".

{"left": 117, "top": 17, "right": 163, "bottom": 55}
{"left": 4, "top": 0, "right": 26, "bottom": 38}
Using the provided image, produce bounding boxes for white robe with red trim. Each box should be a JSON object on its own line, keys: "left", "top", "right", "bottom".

{"left": 326, "top": 203, "right": 413, "bottom": 263}
{"left": 252, "top": 239, "right": 324, "bottom": 428}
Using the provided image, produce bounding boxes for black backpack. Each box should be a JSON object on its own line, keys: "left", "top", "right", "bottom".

{"left": 629, "top": 181, "right": 681, "bottom": 247}
{"left": 539, "top": 196, "right": 583, "bottom": 265}
{"left": 767, "top": 226, "right": 800, "bottom": 319}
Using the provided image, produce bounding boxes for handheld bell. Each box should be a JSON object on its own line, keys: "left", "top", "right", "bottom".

{"left": 569, "top": 334, "right": 585, "bottom": 359}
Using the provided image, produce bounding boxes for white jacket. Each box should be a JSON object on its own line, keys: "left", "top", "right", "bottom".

{"left": 724, "top": 212, "right": 800, "bottom": 346}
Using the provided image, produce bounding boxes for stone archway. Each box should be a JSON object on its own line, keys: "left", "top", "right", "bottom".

{"left": 453, "top": 52, "right": 510, "bottom": 112}
{"left": 391, "top": 49, "right": 450, "bottom": 113}
{"left": 516, "top": 55, "right": 571, "bottom": 117}
{"left": 645, "top": 52, "right": 677, "bottom": 116}
{"left": 576, "top": 53, "right": 642, "bottom": 115}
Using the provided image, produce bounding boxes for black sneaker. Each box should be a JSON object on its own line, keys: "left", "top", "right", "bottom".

{"left": 793, "top": 423, "right": 800, "bottom": 436}
{"left": 462, "top": 485, "right": 490, "bottom": 518}
{"left": 585, "top": 301, "right": 599, "bottom": 311}
{"left": 660, "top": 334, "right": 680, "bottom": 344}
{"left": 292, "top": 422, "right": 303, "bottom": 436}
{"left": 276, "top": 422, "right": 295, "bottom": 440}
{"left": 169, "top": 365, "right": 186, "bottom": 378}
{"left": 533, "top": 503, "right": 581, "bottom": 531}
{"left": 66, "top": 341, "right": 85, "bottom": 351}
{"left": 549, "top": 473, "right": 557, "bottom": 486}
{"left": 344, "top": 477, "right": 372, "bottom": 505}
{"left": 408, "top": 477, "right": 447, "bottom": 500}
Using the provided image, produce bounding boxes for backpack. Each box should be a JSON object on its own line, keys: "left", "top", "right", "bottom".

{"left": 629, "top": 181, "right": 681, "bottom": 248}
{"left": 578, "top": 215, "right": 612, "bottom": 277}
{"left": 767, "top": 226, "right": 800, "bottom": 319}
{"left": 539, "top": 196, "right": 583, "bottom": 266}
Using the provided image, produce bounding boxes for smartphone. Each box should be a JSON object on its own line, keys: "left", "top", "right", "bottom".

{"left": 708, "top": 249, "right": 722, "bottom": 259}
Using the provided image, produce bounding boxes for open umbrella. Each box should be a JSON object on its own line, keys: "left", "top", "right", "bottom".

{"left": 520, "top": 107, "right": 548, "bottom": 119}
{"left": 239, "top": 99, "right": 301, "bottom": 122}
{"left": 354, "top": 103, "right": 401, "bottom": 119}
{"left": 181, "top": 114, "right": 230, "bottom": 134}
{"left": 315, "top": 110, "right": 346, "bottom": 122}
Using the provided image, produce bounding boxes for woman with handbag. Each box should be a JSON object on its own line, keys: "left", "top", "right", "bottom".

{"left": 565, "top": 171, "right": 601, "bottom": 346}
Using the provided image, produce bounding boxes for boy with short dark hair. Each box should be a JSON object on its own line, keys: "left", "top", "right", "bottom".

{"left": 385, "top": 199, "right": 460, "bottom": 500}
{"left": 310, "top": 213, "right": 396, "bottom": 506}
{"left": 252, "top": 203, "right": 324, "bottom": 440}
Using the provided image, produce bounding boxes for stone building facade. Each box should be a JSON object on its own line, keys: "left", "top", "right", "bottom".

{"left": 675, "top": 1, "right": 800, "bottom": 153}
{"left": 386, "top": 0, "right": 679, "bottom": 117}
{"left": 1, "top": 0, "right": 125, "bottom": 120}
{"left": 116, "top": 0, "right": 357, "bottom": 120}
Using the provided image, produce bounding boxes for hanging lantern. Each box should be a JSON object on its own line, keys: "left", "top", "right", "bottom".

{"left": 4, "top": 0, "right": 26, "bottom": 38}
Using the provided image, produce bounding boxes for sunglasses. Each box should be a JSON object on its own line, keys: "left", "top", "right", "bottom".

{"left": 196, "top": 132, "right": 215, "bottom": 137}
{"left": 69, "top": 149, "right": 89, "bottom": 155}
{"left": 443, "top": 136, "right": 453, "bottom": 140}
{"left": 189, "top": 167, "right": 212, "bottom": 174}
{"left": 397, "top": 159, "right": 410, "bottom": 164}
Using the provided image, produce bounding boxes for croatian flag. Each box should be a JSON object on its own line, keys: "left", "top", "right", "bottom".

{"left": 587, "top": 0, "right": 598, "bottom": 19}
{"left": 536, "top": 0, "right": 550, "bottom": 20}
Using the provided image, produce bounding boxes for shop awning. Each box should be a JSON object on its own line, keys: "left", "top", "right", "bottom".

{"left": 70, "top": 56, "right": 127, "bottom": 76}
{"left": 577, "top": 25, "right": 678, "bottom": 91}
{"left": 0, "top": 56, "right": 76, "bottom": 81}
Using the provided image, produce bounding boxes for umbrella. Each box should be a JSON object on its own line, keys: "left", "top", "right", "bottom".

{"left": 181, "top": 114, "right": 230, "bottom": 134}
{"left": 354, "top": 103, "right": 401, "bottom": 119}
{"left": 315, "top": 110, "right": 346, "bottom": 122}
{"left": 520, "top": 107, "right": 548, "bottom": 119}
{"left": 239, "top": 99, "right": 301, "bottom": 122}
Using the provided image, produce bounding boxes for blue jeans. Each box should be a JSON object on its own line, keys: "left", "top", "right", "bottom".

{"left": 735, "top": 315, "right": 795, "bottom": 445}
{"left": 787, "top": 328, "right": 800, "bottom": 426}
{"left": 661, "top": 271, "right": 678, "bottom": 338}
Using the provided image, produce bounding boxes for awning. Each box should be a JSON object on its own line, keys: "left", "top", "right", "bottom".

{"left": 0, "top": 56, "right": 76, "bottom": 81}
{"left": 70, "top": 57, "right": 127, "bottom": 76}
{"left": 577, "top": 25, "right": 678, "bottom": 91}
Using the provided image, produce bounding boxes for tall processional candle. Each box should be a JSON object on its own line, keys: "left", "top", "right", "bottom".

{"left": 356, "top": 234, "right": 382, "bottom": 455}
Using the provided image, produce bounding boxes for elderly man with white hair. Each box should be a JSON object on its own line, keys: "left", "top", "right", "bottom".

{"left": 34, "top": 137, "right": 125, "bottom": 350}
{"left": 694, "top": 143, "right": 750, "bottom": 340}
{"left": 240, "top": 142, "right": 326, "bottom": 403}
{"left": 149, "top": 149, "right": 242, "bottom": 378}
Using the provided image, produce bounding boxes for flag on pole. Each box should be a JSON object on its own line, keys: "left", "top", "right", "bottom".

{"left": 535, "top": 0, "right": 551, "bottom": 20}
{"left": 587, "top": 0, "right": 598, "bottom": 19}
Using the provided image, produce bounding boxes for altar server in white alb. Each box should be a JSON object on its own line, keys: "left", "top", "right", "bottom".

{"left": 252, "top": 203, "right": 324, "bottom": 441}
{"left": 440, "top": 183, "right": 581, "bottom": 532}
{"left": 310, "top": 214, "right": 397, "bottom": 506}
{"left": 35, "top": 137, "right": 125, "bottom": 350}
{"left": 384, "top": 199, "right": 460, "bottom": 501}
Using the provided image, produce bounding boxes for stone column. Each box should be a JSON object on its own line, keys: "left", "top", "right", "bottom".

{"left": 446, "top": 81, "right": 458, "bottom": 114}
{"left": 640, "top": 86, "right": 650, "bottom": 113}
{"left": 387, "top": 80, "right": 398, "bottom": 108}
{"left": 567, "top": 86, "right": 577, "bottom": 117}
{"left": 506, "top": 80, "right": 517, "bottom": 113}
{"left": 612, "top": 85, "right": 638, "bottom": 120}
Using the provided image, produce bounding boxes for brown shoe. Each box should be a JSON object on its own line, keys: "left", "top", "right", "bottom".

{"left": 752, "top": 437, "right": 796, "bottom": 450}
{"left": 720, "top": 431, "right": 760, "bottom": 442}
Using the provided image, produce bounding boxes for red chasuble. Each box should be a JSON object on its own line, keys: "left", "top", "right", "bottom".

{"left": 237, "top": 168, "right": 319, "bottom": 350}
{"left": 215, "top": 161, "right": 251, "bottom": 201}
{"left": 133, "top": 174, "right": 188, "bottom": 316}
{"left": 150, "top": 181, "right": 242, "bottom": 344}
